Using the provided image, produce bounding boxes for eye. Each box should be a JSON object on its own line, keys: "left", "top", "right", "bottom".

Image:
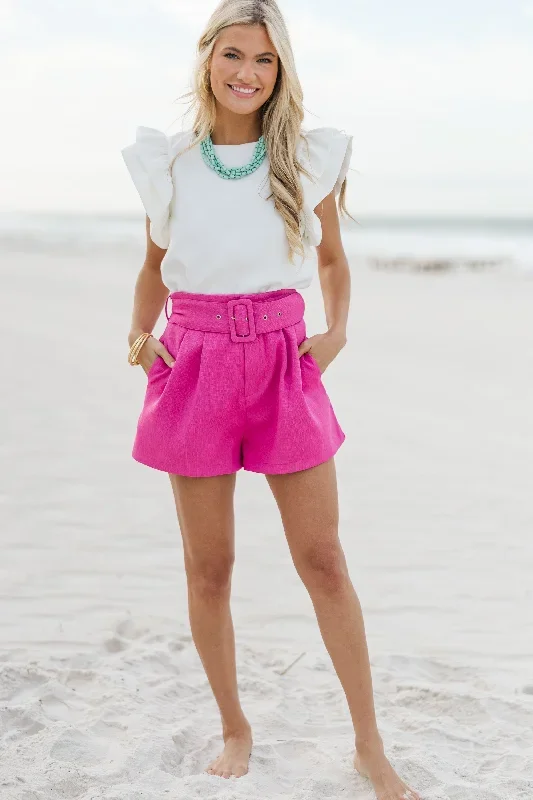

{"left": 223, "top": 53, "right": 273, "bottom": 64}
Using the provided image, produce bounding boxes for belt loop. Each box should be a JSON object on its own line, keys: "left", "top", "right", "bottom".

{"left": 165, "top": 294, "right": 171, "bottom": 321}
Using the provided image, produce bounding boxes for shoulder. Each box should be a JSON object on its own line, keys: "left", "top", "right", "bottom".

{"left": 296, "top": 126, "right": 353, "bottom": 248}
{"left": 121, "top": 125, "right": 196, "bottom": 249}
{"left": 168, "top": 128, "right": 196, "bottom": 160}
{"left": 121, "top": 126, "right": 194, "bottom": 167}
{"left": 298, "top": 125, "right": 352, "bottom": 157}
{"left": 297, "top": 125, "right": 353, "bottom": 203}
{"left": 297, "top": 126, "right": 353, "bottom": 191}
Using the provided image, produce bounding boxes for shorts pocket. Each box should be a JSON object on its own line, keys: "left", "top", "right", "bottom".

{"left": 146, "top": 322, "right": 185, "bottom": 380}
{"left": 146, "top": 333, "right": 166, "bottom": 381}
{"left": 149, "top": 323, "right": 189, "bottom": 400}
{"left": 165, "top": 321, "right": 188, "bottom": 361}
{"left": 146, "top": 355, "right": 161, "bottom": 379}
{"left": 301, "top": 349, "right": 323, "bottom": 377}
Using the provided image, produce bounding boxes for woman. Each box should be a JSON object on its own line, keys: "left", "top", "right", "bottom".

{"left": 122, "top": 1, "right": 421, "bottom": 798}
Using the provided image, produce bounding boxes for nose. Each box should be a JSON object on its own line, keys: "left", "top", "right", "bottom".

{"left": 236, "top": 61, "right": 257, "bottom": 83}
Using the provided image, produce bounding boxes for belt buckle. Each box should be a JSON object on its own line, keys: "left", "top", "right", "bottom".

{"left": 227, "top": 298, "right": 256, "bottom": 342}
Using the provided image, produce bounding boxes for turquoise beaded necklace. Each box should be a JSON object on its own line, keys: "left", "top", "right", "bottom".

{"left": 200, "top": 132, "right": 266, "bottom": 179}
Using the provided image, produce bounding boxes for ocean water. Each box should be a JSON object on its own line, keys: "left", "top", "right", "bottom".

{"left": 0, "top": 212, "right": 532, "bottom": 275}
{"left": 344, "top": 216, "right": 533, "bottom": 275}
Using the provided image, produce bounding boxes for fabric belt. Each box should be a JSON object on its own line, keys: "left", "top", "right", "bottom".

{"left": 165, "top": 290, "right": 305, "bottom": 343}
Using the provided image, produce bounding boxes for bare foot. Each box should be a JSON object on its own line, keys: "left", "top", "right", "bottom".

{"left": 354, "top": 736, "right": 422, "bottom": 800}
{"left": 205, "top": 722, "right": 253, "bottom": 779}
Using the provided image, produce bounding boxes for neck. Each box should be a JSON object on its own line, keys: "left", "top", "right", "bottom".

{"left": 210, "top": 112, "right": 262, "bottom": 145}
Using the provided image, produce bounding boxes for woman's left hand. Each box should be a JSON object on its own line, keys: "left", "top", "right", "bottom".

{"left": 297, "top": 329, "right": 347, "bottom": 374}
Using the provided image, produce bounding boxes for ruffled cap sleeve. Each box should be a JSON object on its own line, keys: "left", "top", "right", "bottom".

{"left": 297, "top": 126, "right": 353, "bottom": 248}
{"left": 121, "top": 126, "right": 174, "bottom": 249}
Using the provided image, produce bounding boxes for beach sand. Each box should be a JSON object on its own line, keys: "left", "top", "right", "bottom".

{"left": 1, "top": 242, "right": 532, "bottom": 799}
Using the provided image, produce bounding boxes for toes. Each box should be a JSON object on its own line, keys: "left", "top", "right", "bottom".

{"left": 401, "top": 789, "right": 421, "bottom": 800}
{"left": 222, "top": 770, "right": 232, "bottom": 778}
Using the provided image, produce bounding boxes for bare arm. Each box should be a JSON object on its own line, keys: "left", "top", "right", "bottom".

{"left": 315, "top": 189, "right": 350, "bottom": 345}
{"left": 127, "top": 216, "right": 170, "bottom": 347}
{"left": 127, "top": 216, "right": 175, "bottom": 372}
{"left": 297, "top": 190, "right": 350, "bottom": 372}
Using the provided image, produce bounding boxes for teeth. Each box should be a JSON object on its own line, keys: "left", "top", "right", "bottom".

{"left": 230, "top": 85, "right": 257, "bottom": 94}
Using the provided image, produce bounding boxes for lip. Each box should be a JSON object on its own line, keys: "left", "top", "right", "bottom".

{"left": 227, "top": 83, "right": 260, "bottom": 98}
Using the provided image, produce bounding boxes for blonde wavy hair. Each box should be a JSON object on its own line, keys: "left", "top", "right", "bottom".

{"left": 173, "top": 0, "right": 354, "bottom": 265}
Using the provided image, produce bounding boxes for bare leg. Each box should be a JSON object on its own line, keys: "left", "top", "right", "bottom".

{"left": 168, "top": 471, "right": 252, "bottom": 779}
{"left": 266, "top": 458, "right": 421, "bottom": 800}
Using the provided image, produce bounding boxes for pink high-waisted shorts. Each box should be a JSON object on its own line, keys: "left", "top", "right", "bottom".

{"left": 132, "top": 288, "right": 345, "bottom": 477}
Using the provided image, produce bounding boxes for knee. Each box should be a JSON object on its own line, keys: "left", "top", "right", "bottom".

{"left": 296, "top": 541, "right": 348, "bottom": 594}
{"left": 187, "top": 555, "right": 234, "bottom": 599}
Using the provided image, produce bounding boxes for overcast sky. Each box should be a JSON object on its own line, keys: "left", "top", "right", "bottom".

{"left": 1, "top": 0, "right": 532, "bottom": 215}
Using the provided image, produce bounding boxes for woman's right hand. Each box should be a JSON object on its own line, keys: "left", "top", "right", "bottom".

{"left": 129, "top": 331, "right": 176, "bottom": 375}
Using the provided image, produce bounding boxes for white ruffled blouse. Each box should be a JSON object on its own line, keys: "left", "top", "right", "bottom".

{"left": 121, "top": 125, "right": 352, "bottom": 294}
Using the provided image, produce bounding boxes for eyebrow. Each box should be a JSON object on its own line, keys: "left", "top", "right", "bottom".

{"left": 222, "top": 46, "right": 277, "bottom": 58}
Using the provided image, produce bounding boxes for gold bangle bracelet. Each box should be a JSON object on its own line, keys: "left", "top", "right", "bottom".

{"left": 129, "top": 333, "right": 149, "bottom": 355}
{"left": 128, "top": 340, "right": 150, "bottom": 366}
{"left": 128, "top": 334, "right": 152, "bottom": 365}
{"left": 130, "top": 333, "right": 148, "bottom": 350}
{"left": 130, "top": 332, "right": 151, "bottom": 351}
{"left": 128, "top": 332, "right": 152, "bottom": 365}
{"left": 128, "top": 333, "right": 148, "bottom": 361}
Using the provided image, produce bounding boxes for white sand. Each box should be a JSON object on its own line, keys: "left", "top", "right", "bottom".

{"left": 1, "top": 244, "right": 532, "bottom": 799}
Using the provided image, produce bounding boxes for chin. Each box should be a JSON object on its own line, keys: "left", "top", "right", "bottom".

{"left": 217, "top": 99, "right": 262, "bottom": 115}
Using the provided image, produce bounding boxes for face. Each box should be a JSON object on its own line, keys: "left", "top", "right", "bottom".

{"left": 209, "top": 24, "right": 279, "bottom": 115}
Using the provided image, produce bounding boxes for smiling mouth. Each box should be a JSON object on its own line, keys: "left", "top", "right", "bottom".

{"left": 227, "top": 84, "right": 260, "bottom": 97}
